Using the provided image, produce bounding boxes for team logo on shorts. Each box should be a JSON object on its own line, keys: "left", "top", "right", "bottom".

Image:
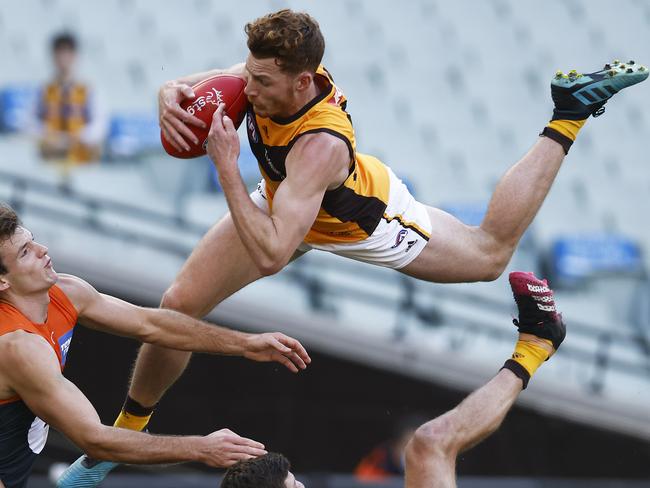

{"left": 405, "top": 240, "right": 418, "bottom": 253}
{"left": 391, "top": 229, "right": 408, "bottom": 249}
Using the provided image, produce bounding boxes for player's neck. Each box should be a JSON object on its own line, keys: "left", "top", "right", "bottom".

{"left": 281, "top": 80, "right": 321, "bottom": 118}
{"left": 1, "top": 290, "right": 50, "bottom": 324}
{"left": 55, "top": 71, "right": 74, "bottom": 85}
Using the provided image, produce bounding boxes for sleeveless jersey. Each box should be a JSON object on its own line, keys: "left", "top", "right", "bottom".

{"left": 0, "top": 286, "right": 78, "bottom": 488}
{"left": 246, "top": 66, "right": 391, "bottom": 245}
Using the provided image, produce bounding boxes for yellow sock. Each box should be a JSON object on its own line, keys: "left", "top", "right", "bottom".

{"left": 113, "top": 410, "right": 152, "bottom": 431}
{"left": 510, "top": 337, "right": 554, "bottom": 378}
{"left": 547, "top": 118, "right": 587, "bottom": 142}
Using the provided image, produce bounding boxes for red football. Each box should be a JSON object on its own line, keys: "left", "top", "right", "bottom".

{"left": 161, "top": 74, "right": 248, "bottom": 159}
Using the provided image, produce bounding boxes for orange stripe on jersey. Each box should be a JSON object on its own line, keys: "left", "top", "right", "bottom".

{"left": 246, "top": 65, "right": 391, "bottom": 245}
{"left": 0, "top": 285, "right": 78, "bottom": 405}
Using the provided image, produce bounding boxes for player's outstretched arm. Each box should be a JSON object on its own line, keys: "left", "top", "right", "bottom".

{"left": 0, "top": 331, "right": 266, "bottom": 466}
{"left": 57, "top": 274, "right": 311, "bottom": 373}
{"left": 160, "top": 62, "right": 245, "bottom": 152}
{"left": 208, "top": 104, "right": 350, "bottom": 275}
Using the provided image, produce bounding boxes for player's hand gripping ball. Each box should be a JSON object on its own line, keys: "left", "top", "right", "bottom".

{"left": 161, "top": 75, "right": 248, "bottom": 159}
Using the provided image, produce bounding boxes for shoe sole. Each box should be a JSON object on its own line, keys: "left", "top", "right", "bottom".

{"left": 56, "top": 456, "right": 118, "bottom": 488}
{"left": 552, "top": 60, "right": 648, "bottom": 105}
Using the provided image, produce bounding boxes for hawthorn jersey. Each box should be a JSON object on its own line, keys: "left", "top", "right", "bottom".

{"left": 246, "top": 65, "right": 393, "bottom": 245}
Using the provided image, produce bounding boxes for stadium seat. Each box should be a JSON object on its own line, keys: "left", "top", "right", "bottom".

{"left": 0, "top": 85, "right": 39, "bottom": 133}
{"left": 548, "top": 234, "right": 645, "bottom": 288}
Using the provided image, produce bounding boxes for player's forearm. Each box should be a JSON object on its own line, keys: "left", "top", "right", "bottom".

{"left": 142, "top": 308, "right": 250, "bottom": 356}
{"left": 83, "top": 425, "right": 204, "bottom": 464}
{"left": 175, "top": 63, "right": 245, "bottom": 86}
{"left": 218, "top": 169, "right": 287, "bottom": 274}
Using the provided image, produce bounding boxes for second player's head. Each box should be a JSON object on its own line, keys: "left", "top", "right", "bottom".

{"left": 243, "top": 9, "right": 325, "bottom": 118}
{"left": 0, "top": 203, "right": 58, "bottom": 298}
{"left": 220, "top": 452, "right": 304, "bottom": 488}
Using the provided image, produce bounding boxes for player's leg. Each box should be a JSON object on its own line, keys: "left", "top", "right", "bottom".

{"left": 402, "top": 61, "right": 648, "bottom": 284}
{"left": 58, "top": 186, "right": 305, "bottom": 486}
{"left": 405, "top": 369, "right": 523, "bottom": 488}
{"left": 127, "top": 210, "right": 268, "bottom": 410}
{"left": 402, "top": 136, "right": 564, "bottom": 283}
{"left": 55, "top": 213, "right": 270, "bottom": 488}
{"left": 126, "top": 220, "right": 307, "bottom": 414}
{"left": 404, "top": 272, "right": 566, "bottom": 488}
{"left": 121, "top": 181, "right": 290, "bottom": 420}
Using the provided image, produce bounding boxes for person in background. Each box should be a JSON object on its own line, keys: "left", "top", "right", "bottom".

{"left": 354, "top": 414, "right": 428, "bottom": 481}
{"left": 37, "top": 32, "right": 106, "bottom": 164}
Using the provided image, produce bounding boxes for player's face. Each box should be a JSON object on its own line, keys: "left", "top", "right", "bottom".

{"left": 244, "top": 54, "right": 301, "bottom": 118}
{"left": 284, "top": 471, "right": 304, "bottom": 488}
{"left": 53, "top": 47, "right": 76, "bottom": 77}
{"left": 0, "top": 227, "right": 57, "bottom": 295}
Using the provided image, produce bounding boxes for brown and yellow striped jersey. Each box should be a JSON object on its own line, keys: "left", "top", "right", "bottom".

{"left": 245, "top": 65, "right": 390, "bottom": 244}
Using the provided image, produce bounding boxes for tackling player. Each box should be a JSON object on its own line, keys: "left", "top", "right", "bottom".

{"left": 0, "top": 204, "right": 310, "bottom": 488}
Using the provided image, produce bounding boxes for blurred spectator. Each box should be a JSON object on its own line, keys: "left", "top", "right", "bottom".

{"left": 36, "top": 32, "right": 106, "bottom": 164}
{"left": 354, "top": 413, "right": 428, "bottom": 481}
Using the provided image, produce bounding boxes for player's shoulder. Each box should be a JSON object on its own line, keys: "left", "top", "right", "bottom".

{"left": 55, "top": 273, "right": 90, "bottom": 294}
{"left": 291, "top": 131, "right": 350, "bottom": 163}
{"left": 55, "top": 274, "right": 98, "bottom": 312}
{"left": 0, "top": 329, "right": 51, "bottom": 365}
{"left": 297, "top": 87, "right": 353, "bottom": 147}
{"left": 286, "top": 132, "right": 351, "bottom": 186}
{"left": 0, "top": 330, "right": 60, "bottom": 391}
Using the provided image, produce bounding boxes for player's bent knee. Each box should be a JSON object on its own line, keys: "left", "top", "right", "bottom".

{"left": 493, "top": 247, "right": 514, "bottom": 280}
{"left": 478, "top": 244, "right": 514, "bottom": 282}
{"left": 469, "top": 229, "right": 513, "bottom": 282}
{"left": 406, "top": 415, "right": 457, "bottom": 461}
{"left": 480, "top": 259, "right": 507, "bottom": 282}
{"left": 256, "top": 257, "right": 286, "bottom": 277}
{"left": 160, "top": 284, "right": 201, "bottom": 317}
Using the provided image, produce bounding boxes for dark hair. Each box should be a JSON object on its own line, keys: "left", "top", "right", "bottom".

{"left": 51, "top": 32, "right": 77, "bottom": 52}
{"left": 220, "top": 453, "right": 290, "bottom": 488}
{"left": 0, "top": 204, "right": 21, "bottom": 274}
{"left": 245, "top": 9, "right": 324, "bottom": 74}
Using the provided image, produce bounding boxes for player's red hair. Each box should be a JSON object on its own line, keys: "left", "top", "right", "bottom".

{"left": 245, "top": 9, "right": 325, "bottom": 74}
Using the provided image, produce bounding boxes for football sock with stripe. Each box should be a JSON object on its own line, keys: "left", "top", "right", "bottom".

{"left": 541, "top": 119, "right": 587, "bottom": 155}
{"left": 113, "top": 396, "right": 156, "bottom": 431}
{"left": 502, "top": 336, "right": 554, "bottom": 389}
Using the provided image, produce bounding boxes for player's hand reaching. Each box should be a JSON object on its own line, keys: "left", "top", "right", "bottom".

{"left": 207, "top": 103, "right": 241, "bottom": 173}
{"left": 158, "top": 81, "right": 206, "bottom": 152}
{"left": 199, "top": 428, "right": 267, "bottom": 467}
{"left": 243, "top": 332, "right": 312, "bottom": 373}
